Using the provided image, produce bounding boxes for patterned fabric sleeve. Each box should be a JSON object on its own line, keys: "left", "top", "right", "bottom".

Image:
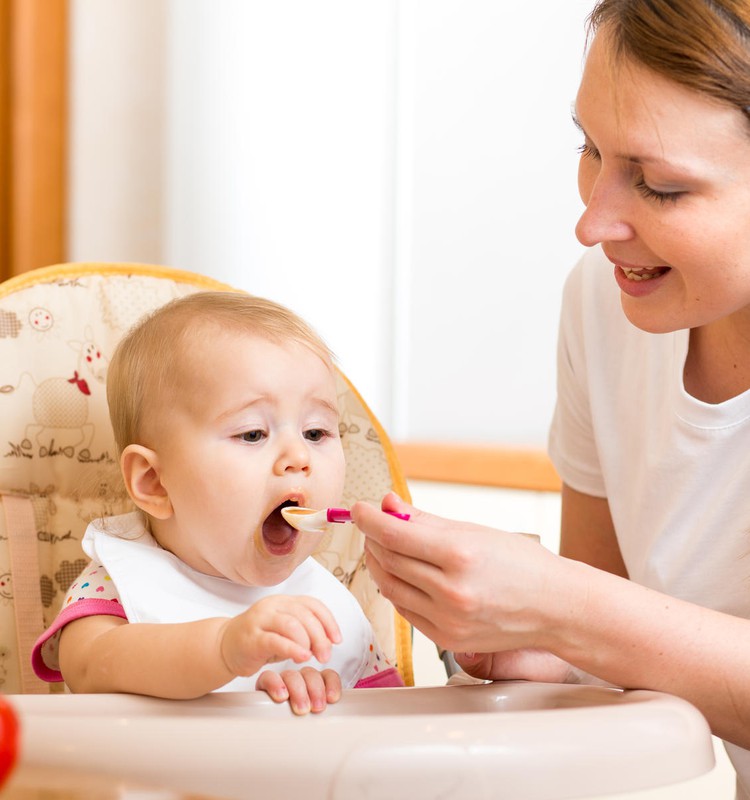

{"left": 31, "top": 561, "right": 127, "bottom": 682}
{"left": 353, "top": 634, "right": 404, "bottom": 688}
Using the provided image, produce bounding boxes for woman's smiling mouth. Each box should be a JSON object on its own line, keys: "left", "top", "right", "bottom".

{"left": 620, "top": 265, "right": 671, "bottom": 281}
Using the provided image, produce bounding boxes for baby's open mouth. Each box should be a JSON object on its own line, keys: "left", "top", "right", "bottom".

{"left": 261, "top": 501, "right": 299, "bottom": 555}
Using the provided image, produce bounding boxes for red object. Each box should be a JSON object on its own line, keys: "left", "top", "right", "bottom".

{"left": 0, "top": 695, "right": 19, "bottom": 789}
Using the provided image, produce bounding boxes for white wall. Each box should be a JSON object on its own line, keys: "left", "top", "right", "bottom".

{"left": 68, "top": 0, "right": 167, "bottom": 265}
{"left": 396, "top": 1, "right": 588, "bottom": 443}
{"left": 68, "top": 0, "right": 591, "bottom": 446}
{"left": 163, "top": 1, "right": 398, "bottom": 429}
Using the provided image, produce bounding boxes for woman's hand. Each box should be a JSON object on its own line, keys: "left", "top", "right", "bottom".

{"left": 352, "top": 493, "right": 571, "bottom": 657}
{"left": 455, "top": 649, "right": 574, "bottom": 683}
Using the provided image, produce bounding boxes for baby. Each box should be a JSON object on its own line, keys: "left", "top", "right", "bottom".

{"left": 32, "top": 291, "right": 402, "bottom": 712}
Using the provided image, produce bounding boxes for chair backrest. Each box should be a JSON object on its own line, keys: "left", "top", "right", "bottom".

{"left": 0, "top": 263, "right": 413, "bottom": 693}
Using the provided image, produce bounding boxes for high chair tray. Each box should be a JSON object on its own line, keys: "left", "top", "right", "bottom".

{"left": 3, "top": 681, "right": 714, "bottom": 799}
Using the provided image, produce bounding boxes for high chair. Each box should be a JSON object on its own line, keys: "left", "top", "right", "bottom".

{"left": 0, "top": 262, "right": 413, "bottom": 695}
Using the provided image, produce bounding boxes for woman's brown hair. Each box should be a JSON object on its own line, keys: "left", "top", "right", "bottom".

{"left": 588, "top": 0, "right": 750, "bottom": 114}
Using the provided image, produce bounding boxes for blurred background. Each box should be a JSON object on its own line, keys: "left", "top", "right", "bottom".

{"left": 2, "top": 0, "right": 590, "bottom": 445}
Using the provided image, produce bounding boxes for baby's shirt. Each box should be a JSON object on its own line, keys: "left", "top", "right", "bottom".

{"left": 32, "top": 512, "right": 402, "bottom": 690}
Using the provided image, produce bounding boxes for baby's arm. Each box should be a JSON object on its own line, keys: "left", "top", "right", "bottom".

{"left": 58, "top": 595, "right": 342, "bottom": 709}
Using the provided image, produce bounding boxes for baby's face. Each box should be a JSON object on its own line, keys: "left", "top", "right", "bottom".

{"left": 149, "top": 330, "right": 346, "bottom": 586}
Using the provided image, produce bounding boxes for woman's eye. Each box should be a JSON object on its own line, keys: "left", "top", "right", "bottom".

{"left": 577, "top": 141, "right": 600, "bottom": 161}
{"left": 634, "top": 177, "right": 683, "bottom": 205}
{"left": 238, "top": 430, "right": 265, "bottom": 443}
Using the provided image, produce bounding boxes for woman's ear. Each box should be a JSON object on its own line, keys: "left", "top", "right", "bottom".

{"left": 120, "top": 444, "right": 173, "bottom": 519}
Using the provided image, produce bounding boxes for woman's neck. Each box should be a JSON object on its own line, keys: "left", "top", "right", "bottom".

{"left": 684, "top": 319, "right": 750, "bottom": 403}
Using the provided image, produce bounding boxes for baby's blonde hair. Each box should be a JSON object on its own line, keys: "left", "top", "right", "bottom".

{"left": 107, "top": 291, "right": 334, "bottom": 455}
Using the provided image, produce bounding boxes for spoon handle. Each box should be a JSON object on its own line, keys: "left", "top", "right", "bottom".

{"left": 326, "top": 508, "right": 411, "bottom": 524}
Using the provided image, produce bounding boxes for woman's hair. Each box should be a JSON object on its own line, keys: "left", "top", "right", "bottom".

{"left": 107, "top": 291, "right": 334, "bottom": 454}
{"left": 588, "top": 0, "right": 750, "bottom": 116}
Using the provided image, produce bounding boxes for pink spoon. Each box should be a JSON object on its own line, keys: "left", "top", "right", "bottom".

{"left": 281, "top": 506, "right": 410, "bottom": 533}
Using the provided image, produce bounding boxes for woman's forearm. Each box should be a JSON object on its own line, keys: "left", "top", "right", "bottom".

{"left": 548, "top": 557, "right": 750, "bottom": 747}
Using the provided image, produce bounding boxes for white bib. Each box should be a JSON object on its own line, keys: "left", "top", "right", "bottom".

{"left": 83, "top": 512, "right": 372, "bottom": 690}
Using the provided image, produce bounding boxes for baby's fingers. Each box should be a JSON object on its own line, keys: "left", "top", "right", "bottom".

{"left": 255, "top": 669, "right": 290, "bottom": 703}
{"left": 280, "top": 667, "right": 341, "bottom": 715}
{"left": 290, "top": 598, "right": 342, "bottom": 663}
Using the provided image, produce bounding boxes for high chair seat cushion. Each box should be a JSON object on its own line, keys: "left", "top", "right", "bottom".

{"left": 0, "top": 264, "right": 412, "bottom": 693}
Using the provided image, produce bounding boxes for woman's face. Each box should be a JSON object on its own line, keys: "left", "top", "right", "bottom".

{"left": 575, "top": 32, "right": 750, "bottom": 334}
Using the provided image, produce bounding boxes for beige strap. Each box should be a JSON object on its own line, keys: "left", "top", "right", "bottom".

{"left": 2, "top": 493, "right": 48, "bottom": 693}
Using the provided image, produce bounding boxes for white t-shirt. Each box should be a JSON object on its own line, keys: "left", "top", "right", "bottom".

{"left": 548, "top": 246, "right": 750, "bottom": 798}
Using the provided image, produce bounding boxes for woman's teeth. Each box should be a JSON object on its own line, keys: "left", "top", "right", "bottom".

{"left": 621, "top": 266, "right": 667, "bottom": 282}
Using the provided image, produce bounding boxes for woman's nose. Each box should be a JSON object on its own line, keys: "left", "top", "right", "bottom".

{"left": 575, "top": 168, "right": 634, "bottom": 247}
{"left": 274, "top": 435, "right": 311, "bottom": 475}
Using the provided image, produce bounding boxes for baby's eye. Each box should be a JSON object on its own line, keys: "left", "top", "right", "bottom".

{"left": 237, "top": 430, "right": 265, "bottom": 444}
{"left": 304, "top": 429, "right": 328, "bottom": 443}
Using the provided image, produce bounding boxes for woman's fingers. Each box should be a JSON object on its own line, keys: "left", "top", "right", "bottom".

{"left": 353, "top": 500, "right": 455, "bottom": 566}
{"left": 365, "top": 540, "right": 434, "bottom": 614}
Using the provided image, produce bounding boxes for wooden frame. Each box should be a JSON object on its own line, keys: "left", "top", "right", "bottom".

{"left": 0, "top": 1, "right": 10, "bottom": 271}
{"left": 394, "top": 441, "right": 561, "bottom": 493}
{"left": 0, "top": 0, "right": 68, "bottom": 281}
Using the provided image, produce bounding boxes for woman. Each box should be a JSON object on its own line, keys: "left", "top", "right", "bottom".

{"left": 352, "top": 0, "right": 750, "bottom": 795}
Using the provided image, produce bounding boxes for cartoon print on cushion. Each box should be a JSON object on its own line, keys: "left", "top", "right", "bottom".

{"left": 54, "top": 559, "right": 87, "bottom": 597}
{"left": 6, "top": 298, "right": 63, "bottom": 346}
{"left": 0, "top": 573, "right": 11, "bottom": 601}
{"left": 27, "top": 484, "right": 57, "bottom": 532}
{"left": 28, "top": 307, "right": 54, "bottom": 333}
{"left": 40, "top": 574, "right": 55, "bottom": 608}
{"left": 3, "top": 326, "right": 109, "bottom": 459}
{"left": 339, "top": 421, "right": 360, "bottom": 437}
{"left": 0, "top": 309, "right": 22, "bottom": 340}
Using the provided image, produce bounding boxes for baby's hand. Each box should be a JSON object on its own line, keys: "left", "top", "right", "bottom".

{"left": 256, "top": 666, "right": 342, "bottom": 715}
{"left": 219, "top": 595, "right": 342, "bottom": 681}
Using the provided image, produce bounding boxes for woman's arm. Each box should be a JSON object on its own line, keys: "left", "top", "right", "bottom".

{"left": 559, "top": 483, "right": 628, "bottom": 577}
{"left": 354, "top": 493, "right": 750, "bottom": 748}
{"left": 553, "top": 556, "right": 750, "bottom": 747}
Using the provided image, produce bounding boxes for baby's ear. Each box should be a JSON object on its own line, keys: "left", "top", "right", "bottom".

{"left": 120, "top": 445, "right": 173, "bottom": 519}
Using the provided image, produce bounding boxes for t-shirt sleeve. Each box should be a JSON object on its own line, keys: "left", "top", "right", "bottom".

{"left": 31, "top": 561, "right": 127, "bottom": 682}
